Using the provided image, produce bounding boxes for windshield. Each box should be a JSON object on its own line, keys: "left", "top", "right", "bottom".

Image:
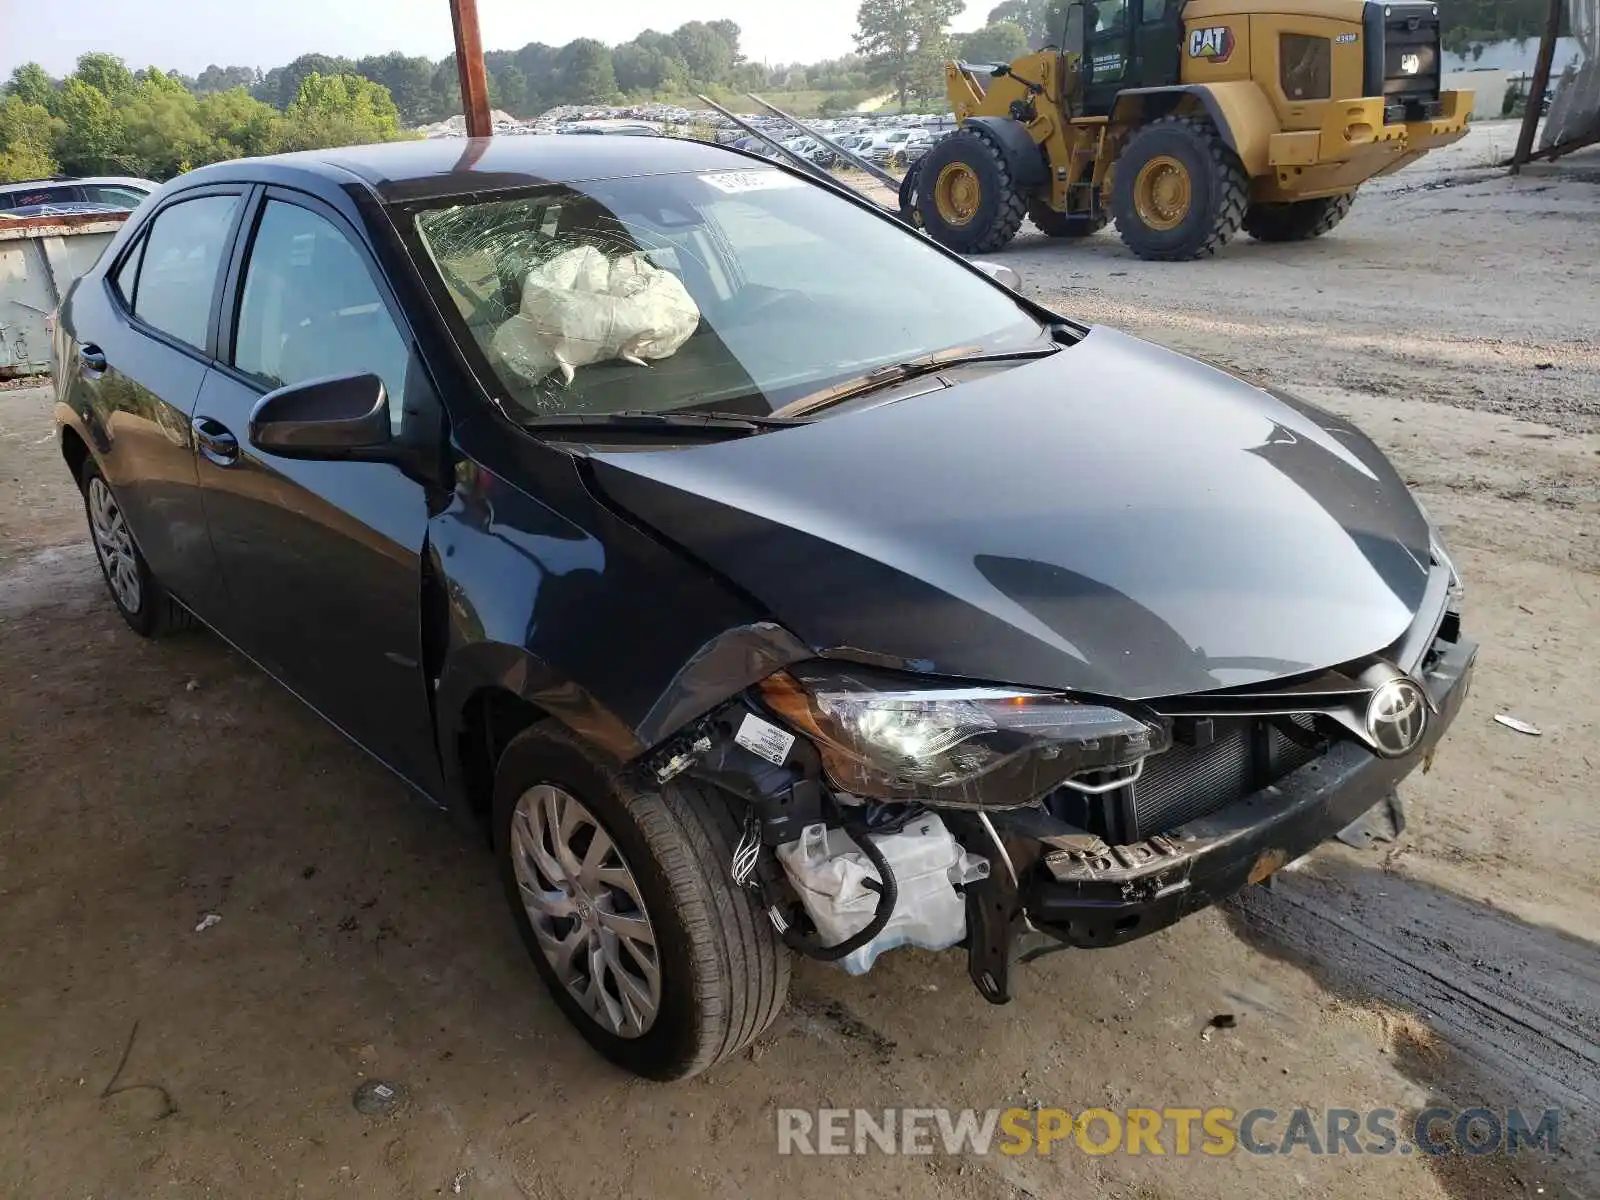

{"left": 408, "top": 167, "right": 1044, "bottom": 421}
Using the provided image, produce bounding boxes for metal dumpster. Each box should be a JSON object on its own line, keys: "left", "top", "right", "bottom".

{"left": 0, "top": 210, "right": 129, "bottom": 378}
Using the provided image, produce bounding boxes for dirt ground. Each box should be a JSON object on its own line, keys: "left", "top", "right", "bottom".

{"left": 2, "top": 121, "right": 1597, "bottom": 1199}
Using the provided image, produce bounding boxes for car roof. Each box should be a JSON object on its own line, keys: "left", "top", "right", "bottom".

{"left": 178, "top": 136, "right": 763, "bottom": 205}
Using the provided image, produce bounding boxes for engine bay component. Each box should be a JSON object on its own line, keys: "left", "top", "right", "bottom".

{"left": 776, "top": 813, "right": 989, "bottom": 975}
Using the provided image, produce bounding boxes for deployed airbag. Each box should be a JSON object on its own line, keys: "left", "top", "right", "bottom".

{"left": 491, "top": 245, "right": 701, "bottom": 387}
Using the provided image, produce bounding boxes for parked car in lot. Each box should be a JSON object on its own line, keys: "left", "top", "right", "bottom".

{"left": 53, "top": 136, "right": 1475, "bottom": 1081}
{"left": 0, "top": 176, "right": 157, "bottom": 212}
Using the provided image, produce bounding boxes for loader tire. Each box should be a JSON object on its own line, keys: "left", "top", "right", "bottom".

{"left": 898, "top": 158, "right": 926, "bottom": 230}
{"left": 1112, "top": 116, "right": 1248, "bottom": 261}
{"left": 916, "top": 129, "right": 1028, "bottom": 254}
{"left": 1243, "top": 191, "right": 1356, "bottom": 242}
{"left": 1028, "top": 199, "right": 1108, "bottom": 238}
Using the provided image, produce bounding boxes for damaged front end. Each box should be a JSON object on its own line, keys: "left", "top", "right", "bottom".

{"left": 642, "top": 587, "right": 1476, "bottom": 1006}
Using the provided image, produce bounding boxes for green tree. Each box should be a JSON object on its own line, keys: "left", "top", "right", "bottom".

{"left": 613, "top": 40, "right": 684, "bottom": 93}
{"left": 672, "top": 21, "right": 737, "bottom": 83}
{"left": 70, "top": 52, "right": 135, "bottom": 98}
{"left": 959, "top": 20, "right": 1030, "bottom": 63}
{"left": 272, "top": 53, "right": 358, "bottom": 109}
{"left": 0, "top": 95, "right": 61, "bottom": 181}
{"left": 53, "top": 78, "right": 126, "bottom": 175}
{"left": 490, "top": 63, "right": 530, "bottom": 115}
{"left": 196, "top": 88, "right": 285, "bottom": 157}
{"left": 555, "top": 40, "right": 618, "bottom": 104}
{"left": 855, "top": 0, "right": 963, "bottom": 109}
{"left": 5, "top": 63, "right": 56, "bottom": 109}
{"left": 355, "top": 52, "right": 436, "bottom": 124}
{"left": 426, "top": 57, "right": 461, "bottom": 122}
{"left": 194, "top": 65, "right": 261, "bottom": 95}
{"left": 117, "top": 73, "right": 217, "bottom": 176}
{"left": 277, "top": 72, "right": 407, "bottom": 150}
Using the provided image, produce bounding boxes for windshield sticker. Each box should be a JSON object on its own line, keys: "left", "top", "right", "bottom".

{"left": 701, "top": 170, "right": 805, "bottom": 194}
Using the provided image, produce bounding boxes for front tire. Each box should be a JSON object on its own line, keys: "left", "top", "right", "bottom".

{"left": 1112, "top": 115, "right": 1248, "bottom": 261}
{"left": 1243, "top": 191, "right": 1356, "bottom": 241}
{"left": 493, "top": 722, "right": 789, "bottom": 1080}
{"left": 79, "top": 458, "right": 193, "bottom": 638}
{"left": 915, "top": 129, "right": 1028, "bottom": 254}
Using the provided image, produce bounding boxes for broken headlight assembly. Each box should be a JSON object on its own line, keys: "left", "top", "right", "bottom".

{"left": 758, "top": 664, "right": 1170, "bottom": 809}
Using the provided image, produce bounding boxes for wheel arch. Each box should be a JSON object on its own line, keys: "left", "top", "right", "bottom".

{"left": 1110, "top": 83, "right": 1278, "bottom": 178}
{"left": 963, "top": 116, "right": 1050, "bottom": 190}
{"left": 58, "top": 419, "right": 91, "bottom": 484}
{"left": 438, "top": 643, "right": 644, "bottom": 829}
{"left": 438, "top": 621, "right": 811, "bottom": 829}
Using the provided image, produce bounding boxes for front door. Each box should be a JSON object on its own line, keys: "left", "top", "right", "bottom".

{"left": 191, "top": 188, "right": 446, "bottom": 793}
{"left": 1082, "top": 0, "right": 1135, "bottom": 113}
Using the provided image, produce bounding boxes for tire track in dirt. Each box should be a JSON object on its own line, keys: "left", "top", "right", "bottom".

{"left": 1231, "top": 860, "right": 1600, "bottom": 1111}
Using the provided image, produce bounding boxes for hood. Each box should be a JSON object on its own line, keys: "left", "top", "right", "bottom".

{"left": 585, "top": 327, "right": 1432, "bottom": 700}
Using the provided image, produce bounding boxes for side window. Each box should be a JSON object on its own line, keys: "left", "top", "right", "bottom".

{"left": 133, "top": 194, "right": 242, "bottom": 351}
{"left": 234, "top": 200, "right": 410, "bottom": 431}
{"left": 112, "top": 234, "right": 146, "bottom": 306}
{"left": 1090, "top": 0, "right": 1129, "bottom": 32}
{"left": 84, "top": 185, "right": 150, "bottom": 210}
{"left": 1142, "top": 0, "right": 1168, "bottom": 22}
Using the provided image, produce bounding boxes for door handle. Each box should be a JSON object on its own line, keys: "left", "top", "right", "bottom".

{"left": 192, "top": 415, "right": 239, "bottom": 466}
{"left": 79, "top": 343, "right": 107, "bottom": 373}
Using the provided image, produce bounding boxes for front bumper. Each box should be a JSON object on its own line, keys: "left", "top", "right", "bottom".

{"left": 1016, "top": 632, "right": 1475, "bottom": 951}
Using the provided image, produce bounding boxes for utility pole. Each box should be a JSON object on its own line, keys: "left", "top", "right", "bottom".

{"left": 449, "top": 0, "right": 492, "bottom": 137}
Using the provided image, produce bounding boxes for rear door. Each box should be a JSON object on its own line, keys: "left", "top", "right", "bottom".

{"left": 190, "top": 186, "right": 445, "bottom": 792}
{"left": 1133, "top": 0, "right": 1184, "bottom": 87}
{"left": 61, "top": 186, "right": 247, "bottom": 620}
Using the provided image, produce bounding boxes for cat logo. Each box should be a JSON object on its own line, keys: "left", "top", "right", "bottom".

{"left": 1400, "top": 52, "right": 1422, "bottom": 74}
{"left": 1187, "top": 26, "right": 1236, "bottom": 62}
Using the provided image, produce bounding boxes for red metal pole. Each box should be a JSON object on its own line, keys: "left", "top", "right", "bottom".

{"left": 449, "top": 0, "right": 492, "bottom": 139}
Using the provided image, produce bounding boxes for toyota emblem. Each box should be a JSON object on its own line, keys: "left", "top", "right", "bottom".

{"left": 1366, "top": 678, "right": 1428, "bottom": 757}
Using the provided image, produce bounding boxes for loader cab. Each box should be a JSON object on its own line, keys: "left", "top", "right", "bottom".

{"left": 1070, "top": 0, "right": 1186, "bottom": 114}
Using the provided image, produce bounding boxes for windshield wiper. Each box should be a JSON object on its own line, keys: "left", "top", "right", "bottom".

{"left": 771, "top": 340, "right": 1064, "bottom": 419}
{"left": 520, "top": 410, "right": 803, "bottom": 437}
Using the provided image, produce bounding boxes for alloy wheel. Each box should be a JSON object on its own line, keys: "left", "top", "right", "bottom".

{"left": 510, "top": 784, "right": 662, "bottom": 1038}
{"left": 88, "top": 476, "right": 142, "bottom": 615}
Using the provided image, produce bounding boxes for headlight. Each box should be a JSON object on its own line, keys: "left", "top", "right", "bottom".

{"left": 758, "top": 664, "right": 1169, "bottom": 809}
{"left": 1415, "top": 496, "right": 1464, "bottom": 612}
{"left": 1429, "top": 529, "right": 1464, "bottom": 611}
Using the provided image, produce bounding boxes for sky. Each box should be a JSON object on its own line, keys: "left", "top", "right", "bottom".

{"left": 0, "top": 0, "right": 985, "bottom": 80}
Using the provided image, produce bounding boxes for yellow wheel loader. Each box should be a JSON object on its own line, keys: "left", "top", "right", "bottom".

{"left": 900, "top": 0, "right": 1472, "bottom": 260}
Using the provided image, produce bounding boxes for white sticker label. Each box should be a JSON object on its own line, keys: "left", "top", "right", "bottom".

{"left": 701, "top": 170, "right": 804, "bottom": 194}
{"left": 735, "top": 713, "right": 797, "bottom": 765}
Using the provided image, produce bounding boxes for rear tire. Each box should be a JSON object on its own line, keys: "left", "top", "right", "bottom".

{"left": 493, "top": 722, "right": 789, "bottom": 1080}
{"left": 78, "top": 458, "right": 194, "bottom": 638}
{"left": 1243, "top": 191, "right": 1356, "bottom": 242}
{"left": 915, "top": 129, "right": 1028, "bottom": 254}
{"left": 1112, "top": 116, "right": 1248, "bottom": 261}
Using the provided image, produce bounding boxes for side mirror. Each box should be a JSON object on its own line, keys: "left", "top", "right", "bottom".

{"left": 970, "top": 260, "right": 1023, "bottom": 291}
{"left": 249, "top": 372, "right": 392, "bottom": 460}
